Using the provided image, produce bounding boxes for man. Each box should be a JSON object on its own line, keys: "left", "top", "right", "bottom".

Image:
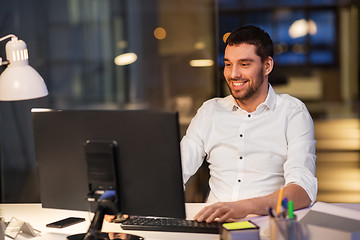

{"left": 180, "top": 25, "right": 317, "bottom": 223}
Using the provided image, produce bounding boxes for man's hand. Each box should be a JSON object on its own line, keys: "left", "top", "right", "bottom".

{"left": 194, "top": 184, "right": 312, "bottom": 223}
{"left": 194, "top": 201, "right": 249, "bottom": 223}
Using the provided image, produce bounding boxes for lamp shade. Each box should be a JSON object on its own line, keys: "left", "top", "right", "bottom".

{"left": 0, "top": 65, "right": 48, "bottom": 101}
{"left": 0, "top": 36, "right": 48, "bottom": 101}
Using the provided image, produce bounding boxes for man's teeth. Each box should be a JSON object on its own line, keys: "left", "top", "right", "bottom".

{"left": 233, "top": 82, "right": 245, "bottom": 86}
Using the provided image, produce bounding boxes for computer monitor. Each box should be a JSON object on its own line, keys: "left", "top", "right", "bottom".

{"left": 32, "top": 109, "right": 186, "bottom": 219}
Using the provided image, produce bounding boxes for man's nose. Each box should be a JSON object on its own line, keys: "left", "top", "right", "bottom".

{"left": 231, "top": 65, "right": 242, "bottom": 79}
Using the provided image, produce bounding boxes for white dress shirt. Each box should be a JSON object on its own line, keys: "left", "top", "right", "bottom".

{"left": 180, "top": 85, "right": 318, "bottom": 204}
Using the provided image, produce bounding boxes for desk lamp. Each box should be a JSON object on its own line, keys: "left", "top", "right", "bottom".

{"left": 0, "top": 34, "right": 48, "bottom": 203}
{"left": 0, "top": 34, "right": 48, "bottom": 101}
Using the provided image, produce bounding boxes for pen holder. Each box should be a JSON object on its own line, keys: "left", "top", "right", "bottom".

{"left": 270, "top": 215, "right": 301, "bottom": 240}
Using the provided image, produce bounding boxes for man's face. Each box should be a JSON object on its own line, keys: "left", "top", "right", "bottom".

{"left": 223, "top": 43, "right": 268, "bottom": 104}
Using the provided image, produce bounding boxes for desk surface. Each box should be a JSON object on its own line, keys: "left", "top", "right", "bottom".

{"left": 1, "top": 203, "right": 359, "bottom": 240}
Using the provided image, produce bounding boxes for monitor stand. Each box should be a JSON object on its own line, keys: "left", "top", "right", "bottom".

{"left": 67, "top": 232, "right": 143, "bottom": 240}
{"left": 66, "top": 198, "right": 143, "bottom": 240}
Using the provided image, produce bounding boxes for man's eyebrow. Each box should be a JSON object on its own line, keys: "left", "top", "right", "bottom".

{"left": 223, "top": 58, "right": 255, "bottom": 62}
{"left": 239, "top": 58, "right": 255, "bottom": 62}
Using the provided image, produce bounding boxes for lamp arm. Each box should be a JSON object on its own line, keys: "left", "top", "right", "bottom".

{"left": 0, "top": 34, "right": 17, "bottom": 67}
{"left": 0, "top": 58, "right": 9, "bottom": 67}
{"left": 0, "top": 34, "right": 17, "bottom": 43}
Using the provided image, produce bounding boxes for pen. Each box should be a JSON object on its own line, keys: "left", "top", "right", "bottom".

{"left": 268, "top": 207, "right": 275, "bottom": 218}
{"left": 276, "top": 187, "right": 284, "bottom": 215}
{"left": 288, "top": 200, "right": 294, "bottom": 219}
{"left": 280, "top": 197, "right": 288, "bottom": 218}
{"left": 282, "top": 197, "right": 288, "bottom": 210}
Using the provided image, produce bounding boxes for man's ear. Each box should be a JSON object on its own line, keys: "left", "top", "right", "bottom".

{"left": 264, "top": 56, "right": 274, "bottom": 76}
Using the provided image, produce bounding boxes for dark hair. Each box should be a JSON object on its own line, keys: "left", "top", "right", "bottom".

{"left": 226, "top": 25, "right": 274, "bottom": 62}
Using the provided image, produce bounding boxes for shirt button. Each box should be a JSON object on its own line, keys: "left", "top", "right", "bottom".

{"left": 240, "top": 134, "right": 243, "bottom": 137}
{"left": 238, "top": 179, "right": 241, "bottom": 182}
{"left": 248, "top": 114, "right": 251, "bottom": 118}
{"left": 239, "top": 156, "right": 243, "bottom": 160}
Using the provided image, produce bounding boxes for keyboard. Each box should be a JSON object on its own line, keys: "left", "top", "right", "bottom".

{"left": 121, "top": 216, "right": 221, "bottom": 234}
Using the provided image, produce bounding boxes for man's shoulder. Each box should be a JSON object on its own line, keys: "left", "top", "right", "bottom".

{"left": 276, "top": 93, "right": 308, "bottom": 111}
{"left": 199, "top": 96, "right": 234, "bottom": 113}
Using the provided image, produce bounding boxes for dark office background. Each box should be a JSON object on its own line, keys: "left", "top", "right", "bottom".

{"left": 0, "top": 0, "right": 359, "bottom": 203}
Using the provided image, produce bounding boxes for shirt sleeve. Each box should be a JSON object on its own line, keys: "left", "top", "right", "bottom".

{"left": 180, "top": 105, "right": 208, "bottom": 185}
{"left": 284, "top": 102, "right": 318, "bottom": 204}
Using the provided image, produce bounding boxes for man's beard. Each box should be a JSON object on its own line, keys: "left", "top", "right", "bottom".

{"left": 227, "top": 73, "right": 264, "bottom": 102}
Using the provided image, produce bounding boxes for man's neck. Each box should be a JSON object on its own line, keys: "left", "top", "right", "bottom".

{"left": 235, "top": 83, "right": 269, "bottom": 113}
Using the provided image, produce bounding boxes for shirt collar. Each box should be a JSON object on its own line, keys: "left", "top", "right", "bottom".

{"left": 226, "top": 84, "right": 277, "bottom": 112}
{"left": 260, "top": 84, "right": 276, "bottom": 111}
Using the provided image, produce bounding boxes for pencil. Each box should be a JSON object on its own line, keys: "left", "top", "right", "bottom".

{"left": 276, "top": 187, "right": 284, "bottom": 215}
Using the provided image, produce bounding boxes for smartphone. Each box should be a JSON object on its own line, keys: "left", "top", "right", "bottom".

{"left": 46, "top": 217, "right": 85, "bottom": 228}
{"left": 84, "top": 140, "right": 118, "bottom": 192}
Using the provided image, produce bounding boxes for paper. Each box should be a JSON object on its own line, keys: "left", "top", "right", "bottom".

{"left": 223, "top": 221, "right": 258, "bottom": 230}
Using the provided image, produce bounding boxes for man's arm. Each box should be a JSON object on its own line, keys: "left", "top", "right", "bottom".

{"left": 194, "top": 183, "right": 311, "bottom": 223}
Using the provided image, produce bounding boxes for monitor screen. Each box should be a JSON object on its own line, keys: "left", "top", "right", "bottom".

{"left": 32, "top": 109, "right": 186, "bottom": 219}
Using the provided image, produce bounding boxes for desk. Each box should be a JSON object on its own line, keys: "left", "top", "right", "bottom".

{"left": 1, "top": 203, "right": 359, "bottom": 240}
{"left": 1, "top": 204, "right": 91, "bottom": 240}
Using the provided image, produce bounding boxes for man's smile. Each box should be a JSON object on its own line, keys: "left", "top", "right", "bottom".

{"left": 231, "top": 80, "right": 248, "bottom": 90}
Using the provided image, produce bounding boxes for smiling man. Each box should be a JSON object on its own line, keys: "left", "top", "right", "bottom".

{"left": 180, "top": 26, "right": 318, "bottom": 222}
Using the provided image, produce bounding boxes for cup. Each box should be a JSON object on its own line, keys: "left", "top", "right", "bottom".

{"left": 270, "top": 216, "right": 301, "bottom": 240}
